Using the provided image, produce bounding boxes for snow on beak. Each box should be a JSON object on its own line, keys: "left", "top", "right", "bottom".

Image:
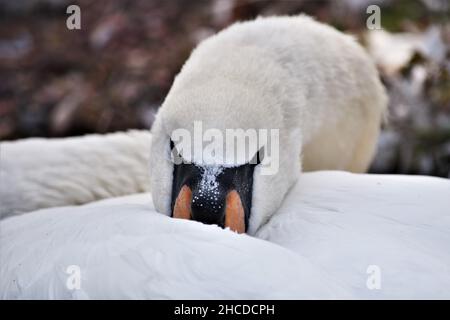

{"left": 171, "top": 163, "right": 255, "bottom": 233}
{"left": 173, "top": 185, "right": 245, "bottom": 233}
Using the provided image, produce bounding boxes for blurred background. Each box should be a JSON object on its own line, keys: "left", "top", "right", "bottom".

{"left": 0, "top": 0, "right": 449, "bottom": 177}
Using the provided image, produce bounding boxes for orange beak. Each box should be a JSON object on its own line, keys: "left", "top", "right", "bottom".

{"left": 173, "top": 185, "right": 245, "bottom": 234}
{"left": 173, "top": 185, "right": 192, "bottom": 220}
{"left": 224, "top": 190, "right": 245, "bottom": 234}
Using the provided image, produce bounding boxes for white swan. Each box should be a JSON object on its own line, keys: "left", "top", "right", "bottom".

{"left": 1, "top": 171, "right": 449, "bottom": 299}
{"left": 1, "top": 15, "right": 449, "bottom": 299}
{"left": 150, "top": 15, "right": 387, "bottom": 235}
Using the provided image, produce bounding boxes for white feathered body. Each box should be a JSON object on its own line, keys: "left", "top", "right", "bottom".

{"left": 0, "top": 131, "right": 152, "bottom": 218}
{"left": 2, "top": 172, "right": 449, "bottom": 299}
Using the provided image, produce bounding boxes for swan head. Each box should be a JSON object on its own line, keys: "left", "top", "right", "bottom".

{"left": 149, "top": 40, "right": 302, "bottom": 235}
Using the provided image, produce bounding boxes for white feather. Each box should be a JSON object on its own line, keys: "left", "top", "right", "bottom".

{"left": 1, "top": 171, "right": 449, "bottom": 299}
{"left": 0, "top": 130, "right": 152, "bottom": 218}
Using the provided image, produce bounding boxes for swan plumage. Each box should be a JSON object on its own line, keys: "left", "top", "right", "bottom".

{"left": 1, "top": 171, "right": 449, "bottom": 299}
{"left": 0, "top": 130, "right": 152, "bottom": 218}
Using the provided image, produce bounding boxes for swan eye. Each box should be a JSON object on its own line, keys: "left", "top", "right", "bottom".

{"left": 250, "top": 147, "right": 264, "bottom": 165}
{"left": 170, "top": 139, "right": 190, "bottom": 165}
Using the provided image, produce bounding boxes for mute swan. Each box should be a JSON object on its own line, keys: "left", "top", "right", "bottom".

{"left": 3, "top": 15, "right": 448, "bottom": 300}
{"left": 1, "top": 171, "right": 449, "bottom": 299}
{"left": 150, "top": 15, "right": 387, "bottom": 234}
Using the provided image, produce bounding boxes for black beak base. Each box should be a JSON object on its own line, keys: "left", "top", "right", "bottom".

{"left": 171, "top": 162, "right": 256, "bottom": 232}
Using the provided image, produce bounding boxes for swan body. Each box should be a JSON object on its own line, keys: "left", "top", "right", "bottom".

{"left": 0, "top": 130, "right": 152, "bottom": 218}
{"left": 150, "top": 16, "right": 387, "bottom": 234}
{"left": 1, "top": 171, "right": 449, "bottom": 299}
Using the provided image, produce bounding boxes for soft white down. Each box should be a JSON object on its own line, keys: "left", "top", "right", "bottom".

{"left": 1, "top": 171, "right": 449, "bottom": 299}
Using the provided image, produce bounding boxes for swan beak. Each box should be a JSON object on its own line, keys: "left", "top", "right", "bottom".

{"left": 225, "top": 190, "right": 245, "bottom": 233}
{"left": 172, "top": 186, "right": 245, "bottom": 233}
{"left": 171, "top": 162, "right": 255, "bottom": 233}
{"left": 173, "top": 185, "right": 192, "bottom": 220}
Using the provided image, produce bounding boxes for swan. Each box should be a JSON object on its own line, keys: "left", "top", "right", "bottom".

{"left": 149, "top": 15, "right": 387, "bottom": 235}
{"left": 2, "top": 16, "right": 386, "bottom": 232}
{"left": 2, "top": 15, "right": 449, "bottom": 299}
